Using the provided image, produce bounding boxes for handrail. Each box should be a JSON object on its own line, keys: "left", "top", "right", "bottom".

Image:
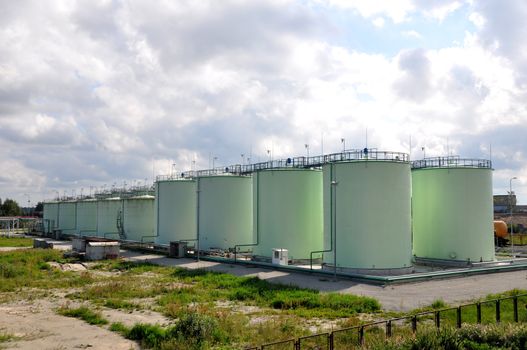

{"left": 156, "top": 149, "right": 409, "bottom": 181}
{"left": 412, "top": 157, "right": 492, "bottom": 169}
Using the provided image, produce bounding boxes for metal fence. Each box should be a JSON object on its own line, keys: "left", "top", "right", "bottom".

{"left": 246, "top": 293, "right": 527, "bottom": 350}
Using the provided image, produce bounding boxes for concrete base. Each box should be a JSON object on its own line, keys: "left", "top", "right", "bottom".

{"left": 85, "top": 241, "right": 120, "bottom": 260}
{"left": 71, "top": 237, "right": 87, "bottom": 252}
{"left": 34, "top": 238, "right": 52, "bottom": 249}
{"left": 322, "top": 264, "right": 415, "bottom": 276}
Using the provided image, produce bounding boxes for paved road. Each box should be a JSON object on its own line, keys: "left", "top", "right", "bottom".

{"left": 122, "top": 250, "right": 527, "bottom": 311}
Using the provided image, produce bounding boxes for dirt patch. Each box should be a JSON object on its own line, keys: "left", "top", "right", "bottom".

{"left": 48, "top": 262, "right": 87, "bottom": 272}
{"left": 0, "top": 299, "right": 139, "bottom": 350}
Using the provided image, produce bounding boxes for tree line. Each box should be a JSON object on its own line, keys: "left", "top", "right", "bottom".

{"left": 0, "top": 198, "right": 43, "bottom": 216}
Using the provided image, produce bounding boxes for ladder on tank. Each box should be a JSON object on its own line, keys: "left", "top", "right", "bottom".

{"left": 116, "top": 210, "right": 126, "bottom": 240}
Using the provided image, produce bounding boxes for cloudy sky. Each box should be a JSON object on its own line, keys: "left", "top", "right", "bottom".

{"left": 1, "top": 0, "right": 527, "bottom": 205}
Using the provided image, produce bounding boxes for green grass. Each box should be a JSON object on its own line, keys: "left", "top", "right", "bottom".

{"left": 57, "top": 306, "right": 108, "bottom": 325}
{"left": 0, "top": 236, "right": 33, "bottom": 247}
{"left": 0, "top": 249, "right": 95, "bottom": 292}
{"left": 0, "top": 332, "right": 14, "bottom": 342}
{"left": 364, "top": 323, "right": 527, "bottom": 350}
{"left": 109, "top": 311, "right": 309, "bottom": 350}
{"left": 75, "top": 261, "right": 380, "bottom": 319}
{"left": 157, "top": 268, "right": 380, "bottom": 319}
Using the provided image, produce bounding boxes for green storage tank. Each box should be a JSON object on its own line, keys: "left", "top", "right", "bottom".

{"left": 323, "top": 156, "right": 413, "bottom": 274}
{"left": 123, "top": 195, "right": 155, "bottom": 242}
{"left": 198, "top": 175, "right": 253, "bottom": 251}
{"left": 76, "top": 199, "right": 97, "bottom": 237}
{"left": 58, "top": 201, "right": 77, "bottom": 235}
{"left": 43, "top": 201, "right": 59, "bottom": 234}
{"left": 412, "top": 158, "right": 495, "bottom": 262}
{"left": 252, "top": 169, "right": 323, "bottom": 261}
{"left": 96, "top": 197, "right": 122, "bottom": 238}
{"left": 155, "top": 179, "right": 197, "bottom": 245}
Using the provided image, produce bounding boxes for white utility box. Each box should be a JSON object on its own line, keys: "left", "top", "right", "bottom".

{"left": 272, "top": 248, "right": 289, "bottom": 265}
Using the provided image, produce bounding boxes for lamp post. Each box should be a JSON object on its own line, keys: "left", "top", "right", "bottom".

{"left": 510, "top": 177, "right": 517, "bottom": 259}
{"left": 305, "top": 144, "right": 310, "bottom": 158}
{"left": 341, "top": 138, "right": 345, "bottom": 152}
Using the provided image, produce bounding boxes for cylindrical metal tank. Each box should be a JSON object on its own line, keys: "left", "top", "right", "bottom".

{"left": 494, "top": 220, "right": 508, "bottom": 239}
{"left": 252, "top": 169, "right": 323, "bottom": 261}
{"left": 43, "top": 201, "right": 59, "bottom": 234}
{"left": 96, "top": 197, "right": 122, "bottom": 238}
{"left": 323, "top": 156, "right": 413, "bottom": 274}
{"left": 155, "top": 180, "right": 197, "bottom": 245}
{"left": 58, "top": 201, "right": 77, "bottom": 235}
{"left": 412, "top": 158, "right": 494, "bottom": 262}
{"left": 76, "top": 199, "right": 98, "bottom": 236}
{"left": 198, "top": 175, "right": 253, "bottom": 251}
{"left": 123, "top": 195, "right": 155, "bottom": 242}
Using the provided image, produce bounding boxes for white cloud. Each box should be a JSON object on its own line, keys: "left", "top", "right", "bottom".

{"left": 372, "top": 17, "right": 385, "bottom": 28}
{"left": 402, "top": 30, "right": 422, "bottom": 39}
{"left": 2, "top": 0, "right": 527, "bottom": 204}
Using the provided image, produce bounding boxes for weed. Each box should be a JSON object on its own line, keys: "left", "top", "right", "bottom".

{"left": 431, "top": 298, "right": 447, "bottom": 309}
{"left": 57, "top": 306, "right": 108, "bottom": 325}
{"left": 109, "top": 322, "right": 129, "bottom": 334}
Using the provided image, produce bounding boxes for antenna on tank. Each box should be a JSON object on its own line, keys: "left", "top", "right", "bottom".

{"left": 409, "top": 135, "right": 412, "bottom": 160}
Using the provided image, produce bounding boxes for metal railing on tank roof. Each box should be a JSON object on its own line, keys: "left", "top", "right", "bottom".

{"left": 157, "top": 149, "right": 410, "bottom": 180}
{"left": 412, "top": 156, "right": 492, "bottom": 170}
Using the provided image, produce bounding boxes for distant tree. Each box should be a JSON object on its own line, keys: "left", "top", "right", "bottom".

{"left": 1, "top": 199, "right": 22, "bottom": 216}
{"left": 35, "top": 202, "right": 43, "bottom": 212}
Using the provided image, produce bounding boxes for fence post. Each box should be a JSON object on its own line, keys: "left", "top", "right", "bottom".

{"left": 477, "top": 303, "right": 482, "bottom": 324}
{"left": 496, "top": 300, "right": 501, "bottom": 323}
{"left": 514, "top": 297, "right": 519, "bottom": 322}
{"left": 329, "top": 332, "right": 334, "bottom": 350}
{"left": 435, "top": 311, "right": 440, "bottom": 328}
{"left": 359, "top": 326, "right": 365, "bottom": 346}
{"left": 295, "top": 339, "right": 300, "bottom": 350}
{"left": 456, "top": 307, "right": 462, "bottom": 328}
{"left": 412, "top": 316, "right": 417, "bottom": 333}
{"left": 386, "top": 320, "right": 392, "bottom": 338}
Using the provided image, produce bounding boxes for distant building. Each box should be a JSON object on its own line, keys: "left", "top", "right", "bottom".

{"left": 494, "top": 194, "right": 516, "bottom": 213}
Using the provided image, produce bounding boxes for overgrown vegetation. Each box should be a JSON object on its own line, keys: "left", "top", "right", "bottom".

{"left": 0, "top": 236, "right": 33, "bottom": 247}
{"left": 57, "top": 306, "right": 108, "bottom": 325}
{"left": 364, "top": 323, "right": 527, "bottom": 350}
{"left": 72, "top": 261, "right": 380, "bottom": 319}
{"left": 6, "top": 249, "right": 527, "bottom": 349}
{"left": 0, "top": 249, "right": 94, "bottom": 292}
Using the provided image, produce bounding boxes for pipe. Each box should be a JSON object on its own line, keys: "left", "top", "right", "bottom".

{"left": 196, "top": 177, "right": 201, "bottom": 262}
{"left": 309, "top": 162, "right": 336, "bottom": 274}
{"left": 234, "top": 172, "right": 260, "bottom": 263}
{"left": 142, "top": 182, "right": 160, "bottom": 244}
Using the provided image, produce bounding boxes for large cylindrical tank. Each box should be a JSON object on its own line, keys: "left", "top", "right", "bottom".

{"left": 123, "top": 195, "right": 155, "bottom": 242}
{"left": 76, "top": 199, "right": 97, "bottom": 236}
{"left": 198, "top": 175, "right": 253, "bottom": 251}
{"left": 412, "top": 159, "right": 494, "bottom": 262}
{"left": 323, "top": 159, "right": 413, "bottom": 273}
{"left": 58, "top": 201, "right": 77, "bottom": 235}
{"left": 252, "top": 169, "right": 323, "bottom": 261}
{"left": 155, "top": 180, "right": 197, "bottom": 245}
{"left": 43, "top": 201, "right": 59, "bottom": 234}
{"left": 96, "top": 197, "right": 122, "bottom": 238}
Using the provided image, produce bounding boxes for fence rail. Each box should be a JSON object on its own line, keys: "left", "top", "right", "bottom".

{"left": 246, "top": 293, "right": 527, "bottom": 350}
